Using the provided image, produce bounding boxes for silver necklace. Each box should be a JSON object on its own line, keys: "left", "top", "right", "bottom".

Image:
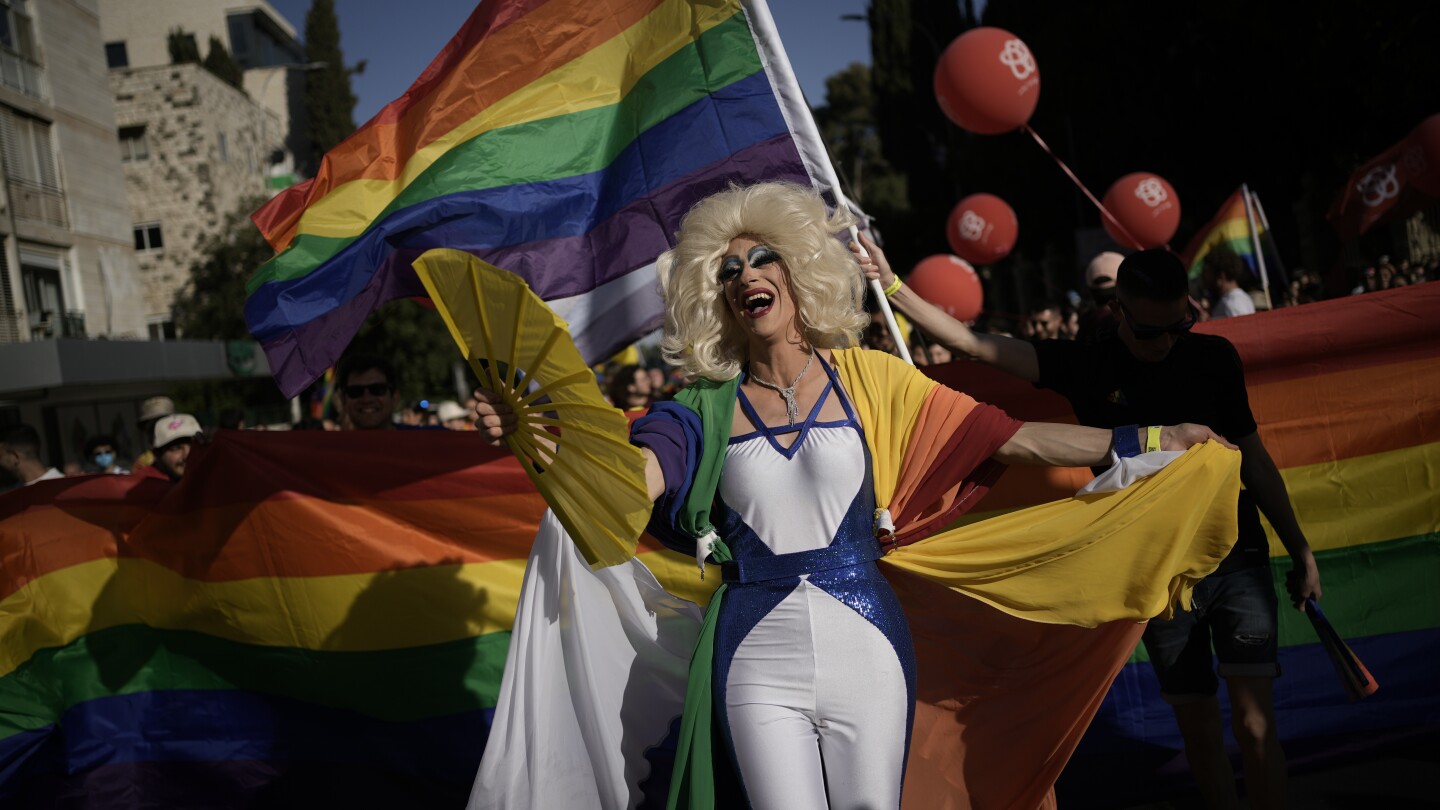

{"left": 749, "top": 351, "right": 814, "bottom": 426}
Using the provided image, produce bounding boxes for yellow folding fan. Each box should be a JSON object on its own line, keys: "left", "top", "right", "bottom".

{"left": 412, "top": 248, "right": 651, "bottom": 567}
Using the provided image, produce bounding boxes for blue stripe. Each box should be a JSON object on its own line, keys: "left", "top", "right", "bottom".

{"left": 0, "top": 689, "right": 494, "bottom": 802}
{"left": 245, "top": 70, "right": 791, "bottom": 342}
{"left": 1057, "top": 626, "right": 1440, "bottom": 804}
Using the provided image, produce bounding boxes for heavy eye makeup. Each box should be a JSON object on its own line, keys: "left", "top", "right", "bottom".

{"left": 719, "top": 256, "right": 743, "bottom": 283}
{"left": 748, "top": 245, "right": 779, "bottom": 268}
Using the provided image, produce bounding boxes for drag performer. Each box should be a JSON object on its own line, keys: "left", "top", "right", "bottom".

{"left": 473, "top": 182, "right": 1240, "bottom": 809}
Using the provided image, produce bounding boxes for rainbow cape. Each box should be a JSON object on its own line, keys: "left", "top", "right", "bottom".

{"left": 245, "top": 0, "right": 850, "bottom": 398}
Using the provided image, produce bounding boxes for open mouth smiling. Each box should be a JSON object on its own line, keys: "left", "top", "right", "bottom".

{"left": 742, "top": 288, "right": 775, "bottom": 318}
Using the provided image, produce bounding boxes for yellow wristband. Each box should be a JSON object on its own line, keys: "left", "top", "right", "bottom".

{"left": 881, "top": 276, "right": 903, "bottom": 298}
{"left": 1145, "top": 425, "right": 1162, "bottom": 453}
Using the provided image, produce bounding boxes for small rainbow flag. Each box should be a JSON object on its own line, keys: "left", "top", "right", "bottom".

{"left": 245, "top": 0, "right": 851, "bottom": 398}
{"left": 1180, "top": 185, "right": 1283, "bottom": 284}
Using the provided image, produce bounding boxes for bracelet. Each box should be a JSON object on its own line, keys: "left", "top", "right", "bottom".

{"left": 1145, "top": 425, "right": 1162, "bottom": 453}
{"left": 881, "top": 276, "right": 903, "bottom": 298}
{"left": 1112, "top": 424, "right": 1141, "bottom": 458}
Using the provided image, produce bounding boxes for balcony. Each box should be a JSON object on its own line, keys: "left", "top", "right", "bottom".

{"left": 0, "top": 46, "right": 43, "bottom": 99}
{"left": 27, "top": 309, "right": 85, "bottom": 341}
{"left": 8, "top": 178, "right": 66, "bottom": 228}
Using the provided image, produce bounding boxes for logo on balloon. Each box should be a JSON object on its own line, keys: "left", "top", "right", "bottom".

{"left": 958, "top": 210, "right": 988, "bottom": 242}
{"left": 998, "top": 39, "right": 1036, "bottom": 82}
{"left": 1133, "top": 178, "right": 1169, "bottom": 208}
{"left": 1357, "top": 164, "right": 1400, "bottom": 208}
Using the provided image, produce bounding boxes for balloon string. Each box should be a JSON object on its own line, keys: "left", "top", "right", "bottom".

{"left": 1023, "top": 125, "right": 1143, "bottom": 250}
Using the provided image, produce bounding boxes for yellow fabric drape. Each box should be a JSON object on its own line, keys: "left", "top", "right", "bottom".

{"left": 830, "top": 347, "right": 1241, "bottom": 627}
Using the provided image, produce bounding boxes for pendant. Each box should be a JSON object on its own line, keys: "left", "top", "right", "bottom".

{"left": 780, "top": 388, "right": 798, "bottom": 426}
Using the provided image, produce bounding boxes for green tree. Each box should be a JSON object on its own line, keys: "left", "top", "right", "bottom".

{"left": 302, "top": 0, "right": 358, "bottom": 177}
{"left": 167, "top": 28, "right": 201, "bottom": 64}
{"left": 813, "top": 63, "right": 909, "bottom": 251}
{"left": 202, "top": 35, "right": 246, "bottom": 93}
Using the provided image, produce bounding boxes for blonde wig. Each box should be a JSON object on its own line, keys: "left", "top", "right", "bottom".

{"left": 656, "top": 182, "right": 868, "bottom": 381}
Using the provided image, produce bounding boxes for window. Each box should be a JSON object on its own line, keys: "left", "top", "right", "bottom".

{"left": 19, "top": 247, "right": 65, "bottom": 340}
{"left": 119, "top": 125, "right": 147, "bottom": 161}
{"left": 133, "top": 222, "right": 164, "bottom": 252}
{"left": 217, "top": 131, "right": 228, "bottom": 162}
{"left": 105, "top": 41, "right": 128, "bottom": 69}
{"left": 147, "top": 318, "right": 176, "bottom": 341}
{"left": 0, "top": 1, "right": 37, "bottom": 62}
{"left": 0, "top": 106, "right": 60, "bottom": 188}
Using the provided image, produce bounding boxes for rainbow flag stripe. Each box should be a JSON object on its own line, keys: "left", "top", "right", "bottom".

{"left": 246, "top": 0, "right": 841, "bottom": 398}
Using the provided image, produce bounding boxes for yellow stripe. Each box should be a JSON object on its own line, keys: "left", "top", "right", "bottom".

{"left": 292, "top": 0, "right": 740, "bottom": 241}
{"left": 939, "top": 440, "right": 1440, "bottom": 556}
{"left": 0, "top": 556, "right": 526, "bottom": 678}
{"left": 831, "top": 347, "right": 938, "bottom": 511}
{"left": 1266, "top": 440, "right": 1440, "bottom": 555}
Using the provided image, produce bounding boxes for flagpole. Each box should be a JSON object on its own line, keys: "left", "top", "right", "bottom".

{"left": 740, "top": 0, "right": 913, "bottom": 365}
{"left": 1241, "top": 183, "right": 1273, "bottom": 310}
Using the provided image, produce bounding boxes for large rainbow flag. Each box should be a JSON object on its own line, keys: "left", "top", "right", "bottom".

{"left": 931, "top": 284, "right": 1440, "bottom": 804}
{"left": 3, "top": 285, "right": 1436, "bottom": 805}
{"left": 246, "top": 0, "right": 849, "bottom": 398}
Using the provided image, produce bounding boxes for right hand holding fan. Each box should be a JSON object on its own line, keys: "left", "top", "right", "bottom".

{"left": 471, "top": 387, "right": 518, "bottom": 446}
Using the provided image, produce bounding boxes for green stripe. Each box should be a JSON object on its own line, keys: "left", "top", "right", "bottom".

{"left": 1129, "top": 531, "right": 1439, "bottom": 663}
{"left": 0, "top": 625, "right": 511, "bottom": 740}
{"left": 248, "top": 12, "right": 762, "bottom": 293}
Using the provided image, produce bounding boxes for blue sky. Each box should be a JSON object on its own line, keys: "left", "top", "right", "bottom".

{"left": 267, "top": 0, "right": 873, "bottom": 125}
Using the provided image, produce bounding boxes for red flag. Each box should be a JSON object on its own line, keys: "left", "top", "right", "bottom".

{"left": 1328, "top": 114, "right": 1440, "bottom": 240}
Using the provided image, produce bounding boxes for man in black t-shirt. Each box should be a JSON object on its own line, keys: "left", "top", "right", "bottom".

{"left": 855, "top": 236, "right": 1321, "bottom": 810}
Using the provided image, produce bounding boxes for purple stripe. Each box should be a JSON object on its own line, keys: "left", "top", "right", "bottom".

{"left": 486, "top": 133, "right": 809, "bottom": 300}
{"left": 261, "top": 136, "right": 808, "bottom": 398}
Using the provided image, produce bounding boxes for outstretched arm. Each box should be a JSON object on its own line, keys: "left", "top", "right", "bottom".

{"left": 1235, "top": 431, "right": 1321, "bottom": 608}
{"left": 993, "top": 422, "right": 1235, "bottom": 468}
{"left": 851, "top": 231, "right": 1041, "bottom": 382}
{"left": 472, "top": 387, "right": 666, "bottom": 502}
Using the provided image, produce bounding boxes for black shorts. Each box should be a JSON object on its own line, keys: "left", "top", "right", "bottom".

{"left": 1141, "top": 565, "right": 1279, "bottom": 705}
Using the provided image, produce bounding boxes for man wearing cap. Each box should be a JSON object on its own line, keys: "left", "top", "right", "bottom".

{"left": 151, "top": 414, "right": 203, "bottom": 482}
{"left": 858, "top": 241, "right": 1321, "bottom": 810}
{"left": 0, "top": 424, "right": 64, "bottom": 487}
{"left": 134, "top": 396, "right": 175, "bottom": 470}
{"left": 437, "top": 401, "right": 472, "bottom": 431}
{"left": 336, "top": 354, "right": 400, "bottom": 431}
{"left": 1076, "top": 250, "right": 1123, "bottom": 340}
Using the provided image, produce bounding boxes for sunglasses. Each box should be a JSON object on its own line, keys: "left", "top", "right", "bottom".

{"left": 1118, "top": 301, "right": 1198, "bottom": 341}
{"left": 343, "top": 383, "right": 393, "bottom": 398}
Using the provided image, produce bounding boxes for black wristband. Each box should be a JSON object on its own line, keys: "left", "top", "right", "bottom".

{"left": 1112, "top": 424, "right": 1142, "bottom": 458}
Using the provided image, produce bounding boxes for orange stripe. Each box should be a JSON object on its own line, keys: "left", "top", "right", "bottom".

{"left": 257, "top": 0, "right": 665, "bottom": 251}
{"left": 0, "top": 493, "right": 547, "bottom": 602}
{"left": 1250, "top": 352, "right": 1440, "bottom": 468}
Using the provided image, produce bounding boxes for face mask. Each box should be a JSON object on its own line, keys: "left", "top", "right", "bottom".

{"left": 95, "top": 452, "right": 116, "bottom": 468}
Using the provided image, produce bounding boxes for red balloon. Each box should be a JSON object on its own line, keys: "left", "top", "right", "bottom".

{"left": 934, "top": 27, "right": 1041, "bottom": 135}
{"left": 1403, "top": 113, "right": 1440, "bottom": 196}
{"left": 1101, "top": 173, "right": 1181, "bottom": 249}
{"left": 946, "top": 193, "right": 1018, "bottom": 265}
{"left": 907, "top": 255, "right": 983, "bottom": 322}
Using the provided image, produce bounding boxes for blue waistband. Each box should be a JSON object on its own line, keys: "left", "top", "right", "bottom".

{"left": 720, "top": 538, "right": 883, "bottom": 584}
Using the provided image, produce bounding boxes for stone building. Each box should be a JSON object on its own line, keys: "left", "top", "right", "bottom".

{"left": 98, "top": 0, "right": 304, "bottom": 336}
{"left": 0, "top": 0, "right": 146, "bottom": 343}
{"left": 109, "top": 63, "right": 282, "bottom": 329}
